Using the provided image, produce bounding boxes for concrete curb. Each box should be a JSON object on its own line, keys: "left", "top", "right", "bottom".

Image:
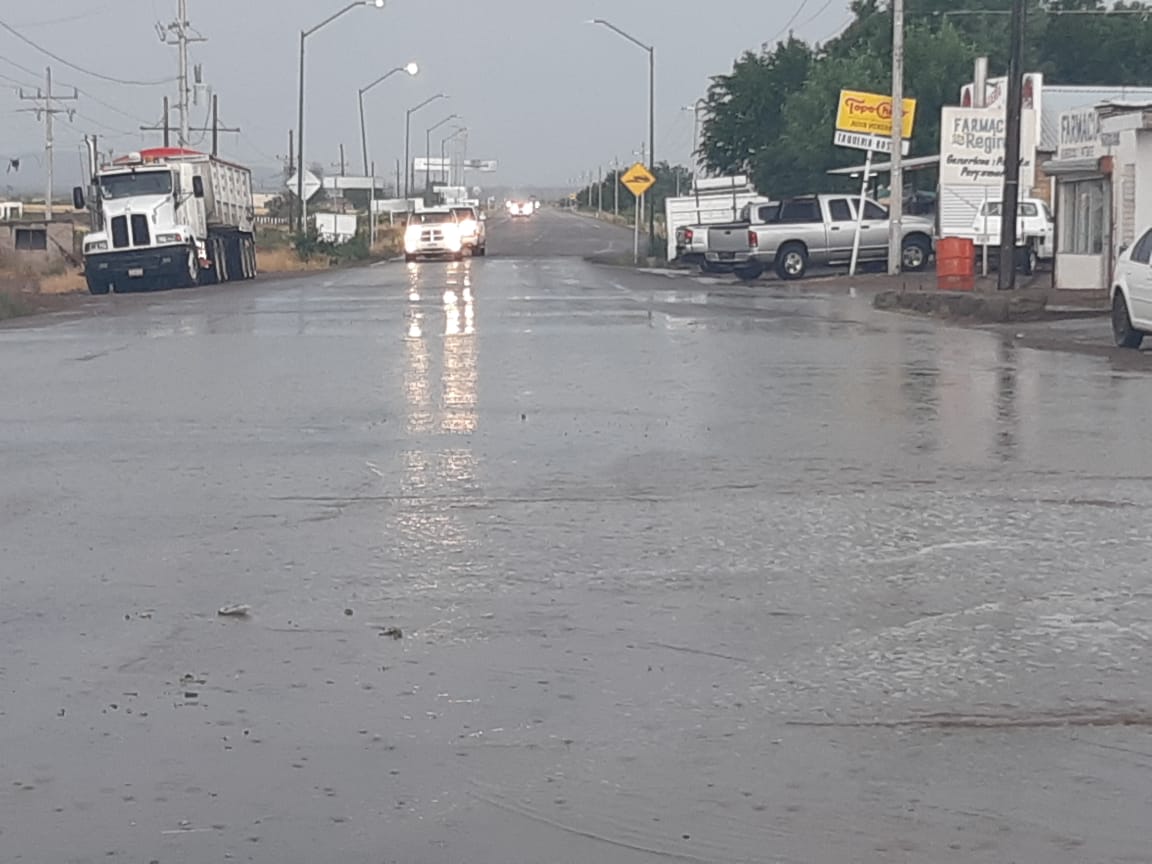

{"left": 873, "top": 288, "right": 1051, "bottom": 323}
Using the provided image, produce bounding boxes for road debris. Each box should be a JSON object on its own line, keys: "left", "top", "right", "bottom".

{"left": 217, "top": 604, "right": 251, "bottom": 618}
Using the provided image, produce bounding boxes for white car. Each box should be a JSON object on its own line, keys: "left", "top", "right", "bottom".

{"left": 450, "top": 205, "right": 487, "bottom": 256}
{"left": 507, "top": 200, "right": 533, "bottom": 218}
{"left": 1110, "top": 227, "right": 1152, "bottom": 348}
{"left": 405, "top": 210, "right": 465, "bottom": 262}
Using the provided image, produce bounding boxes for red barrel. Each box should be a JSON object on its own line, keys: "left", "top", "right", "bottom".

{"left": 937, "top": 237, "right": 975, "bottom": 291}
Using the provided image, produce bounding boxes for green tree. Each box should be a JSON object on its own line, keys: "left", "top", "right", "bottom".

{"left": 698, "top": 37, "right": 814, "bottom": 177}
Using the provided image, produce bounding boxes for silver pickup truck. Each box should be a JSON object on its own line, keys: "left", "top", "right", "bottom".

{"left": 700, "top": 201, "right": 780, "bottom": 277}
{"left": 709, "top": 194, "right": 935, "bottom": 281}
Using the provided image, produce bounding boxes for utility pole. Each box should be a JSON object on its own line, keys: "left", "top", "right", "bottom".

{"left": 887, "top": 0, "right": 905, "bottom": 275}
{"left": 141, "top": 93, "right": 236, "bottom": 153}
{"left": 597, "top": 165, "right": 603, "bottom": 215}
{"left": 997, "top": 0, "right": 1027, "bottom": 291}
{"left": 139, "top": 97, "right": 171, "bottom": 146}
{"left": 159, "top": 0, "right": 206, "bottom": 147}
{"left": 614, "top": 157, "right": 620, "bottom": 217}
{"left": 20, "top": 67, "right": 77, "bottom": 221}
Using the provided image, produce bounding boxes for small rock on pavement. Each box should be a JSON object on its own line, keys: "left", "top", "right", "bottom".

{"left": 344, "top": 608, "right": 354, "bottom": 617}
{"left": 218, "top": 604, "right": 251, "bottom": 618}
{"left": 379, "top": 627, "right": 403, "bottom": 640}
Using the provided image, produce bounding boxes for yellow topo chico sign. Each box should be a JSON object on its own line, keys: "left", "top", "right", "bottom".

{"left": 836, "top": 89, "right": 917, "bottom": 139}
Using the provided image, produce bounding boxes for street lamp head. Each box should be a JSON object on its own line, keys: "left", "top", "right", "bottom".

{"left": 404, "top": 62, "right": 419, "bottom": 76}
{"left": 369, "top": 0, "right": 385, "bottom": 7}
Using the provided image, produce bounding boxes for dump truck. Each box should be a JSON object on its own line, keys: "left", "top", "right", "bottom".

{"left": 74, "top": 147, "right": 256, "bottom": 295}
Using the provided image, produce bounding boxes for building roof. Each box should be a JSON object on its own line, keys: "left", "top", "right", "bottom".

{"left": 827, "top": 155, "right": 940, "bottom": 176}
{"left": 1040, "top": 86, "right": 1152, "bottom": 150}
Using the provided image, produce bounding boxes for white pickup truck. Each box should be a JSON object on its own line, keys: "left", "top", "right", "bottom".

{"left": 707, "top": 194, "right": 935, "bottom": 280}
{"left": 970, "top": 198, "right": 1054, "bottom": 275}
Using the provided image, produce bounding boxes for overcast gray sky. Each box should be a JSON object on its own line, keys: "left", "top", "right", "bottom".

{"left": 0, "top": 0, "right": 853, "bottom": 191}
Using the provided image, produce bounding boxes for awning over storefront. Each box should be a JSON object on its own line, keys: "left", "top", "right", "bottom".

{"left": 1042, "top": 156, "right": 1108, "bottom": 176}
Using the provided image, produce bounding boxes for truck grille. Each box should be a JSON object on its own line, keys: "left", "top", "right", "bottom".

{"left": 420, "top": 228, "right": 444, "bottom": 242}
{"left": 111, "top": 216, "right": 129, "bottom": 249}
{"left": 131, "top": 214, "right": 151, "bottom": 247}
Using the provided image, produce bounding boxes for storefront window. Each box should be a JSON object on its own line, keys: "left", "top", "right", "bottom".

{"left": 1060, "top": 179, "right": 1106, "bottom": 255}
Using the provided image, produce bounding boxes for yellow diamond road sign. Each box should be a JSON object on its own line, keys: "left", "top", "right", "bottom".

{"left": 620, "top": 162, "right": 656, "bottom": 198}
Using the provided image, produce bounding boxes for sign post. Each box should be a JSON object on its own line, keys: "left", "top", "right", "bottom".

{"left": 620, "top": 161, "right": 657, "bottom": 264}
{"left": 849, "top": 148, "right": 874, "bottom": 277}
{"left": 834, "top": 89, "right": 917, "bottom": 276}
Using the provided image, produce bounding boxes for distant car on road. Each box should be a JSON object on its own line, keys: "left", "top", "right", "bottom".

{"left": 1111, "top": 227, "right": 1152, "bottom": 348}
{"left": 405, "top": 210, "right": 465, "bottom": 262}
{"left": 507, "top": 200, "right": 534, "bottom": 218}
{"left": 450, "top": 205, "right": 487, "bottom": 256}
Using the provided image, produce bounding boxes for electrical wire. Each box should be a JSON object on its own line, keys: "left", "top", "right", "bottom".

{"left": 0, "top": 70, "right": 35, "bottom": 89}
{"left": 0, "top": 17, "right": 174, "bottom": 87}
{"left": 1, "top": 51, "right": 154, "bottom": 128}
{"left": 797, "top": 0, "right": 837, "bottom": 31}
{"left": 766, "top": 0, "right": 812, "bottom": 46}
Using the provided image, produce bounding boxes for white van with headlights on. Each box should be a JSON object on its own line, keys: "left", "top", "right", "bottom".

{"left": 405, "top": 210, "right": 465, "bottom": 262}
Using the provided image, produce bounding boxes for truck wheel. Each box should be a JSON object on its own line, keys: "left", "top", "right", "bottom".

{"left": 901, "top": 236, "right": 931, "bottom": 272}
{"left": 1022, "top": 243, "right": 1039, "bottom": 276}
{"left": 1112, "top": 292, "right": 1144, "bottom": 349}
{"left": 775, "top": 243, "right": 808, "bottom": 280}
{"left": 86, "top": 277, "right": 110, "bottom": 296}
{"left": 216, "top": 238, "right": 230, "bottom": 282}
{"left": 246, "top": 236, "right": 258, "bottom": 278}
{"left": 180, "top": 247, "right": 200, "bottom": 288}
{"left": 734, "top": 264, "right": 764, "bottom": 282}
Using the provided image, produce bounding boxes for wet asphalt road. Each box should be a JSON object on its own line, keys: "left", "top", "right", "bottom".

{"left": 4, "top": 207, "right": 1152, "bottom": 863}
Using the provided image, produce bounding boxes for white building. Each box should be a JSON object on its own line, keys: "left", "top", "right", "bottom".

{"left": 1044, "top": 101, "right": 1152, "bottom": 292}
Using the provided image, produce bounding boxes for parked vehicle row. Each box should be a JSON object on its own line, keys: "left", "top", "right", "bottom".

{"left": 680, "top": 194, "right": 934, "bottom": 281}
{"left": 672, "top": 189, "right": 1061, "bottom": 283}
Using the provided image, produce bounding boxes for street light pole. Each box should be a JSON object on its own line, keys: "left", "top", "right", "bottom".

{"left": 358, "top": 62, "right": 419, "bottom": 177}
{"left": 590, "top": 18, "right": 657, "bottom": 257}
{"left": 403, "top": 93, "right": 446, "bottom": 200}
{"left": 441, "top": 125, "right": 466, "bottom": 186}
{"left": 297, "top": 0, "right": 385, "bottom": 234}
{"left": 424, "top": 113, "right": 460, "bottom": 199}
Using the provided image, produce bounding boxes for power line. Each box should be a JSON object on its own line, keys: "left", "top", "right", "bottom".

{"left": 766, "top": 0, "right": 812, "bottom": 46}
{"left": 798, "top": 0, "right": 837, "bottom": 30}
{"left": 0, "top": 17, "right": 174, "bottom": 86}
{"left": 0, "top": 54, "right": 151, "bottom": 126}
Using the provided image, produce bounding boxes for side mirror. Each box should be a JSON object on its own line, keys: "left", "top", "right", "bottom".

{"left": 72, "top": 186, "right": 86, "bottom": 210}
{"left": 192, "top": 176, "right": 205, "bottom": 198}
{"left": 1120, "top": 243, "right": 1130, "bottom": 256}
{"left": 480, "top": 213, "right": 487, "bottom": 222}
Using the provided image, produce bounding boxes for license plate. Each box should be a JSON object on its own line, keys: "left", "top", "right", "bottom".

{"left": 128, "top": 267, "right": 145, "bottom": 277}
{"left": 719, "top": 252, "right": 735, "bottom": 261}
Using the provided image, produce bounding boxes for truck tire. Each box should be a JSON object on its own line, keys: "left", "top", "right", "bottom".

{"left": 1022, "top": 243, "right": 1038, "bottom": 276}
{"left": 179, "top": 246, "right": 200, "bottom": 288}
{"left": 245, "top": 236, "right": 258, "bottom": 278}
{"left": 775, "top": 243, "right": 808, "bottom": 280}
{"left": 86, "top": 276, "right": 110, "bottom": 296}
{"left": 901, "top": 235, "right": 932, "bottom": 272}
{"left": 216, "top": 238, "right": 230, "bottom": 283}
